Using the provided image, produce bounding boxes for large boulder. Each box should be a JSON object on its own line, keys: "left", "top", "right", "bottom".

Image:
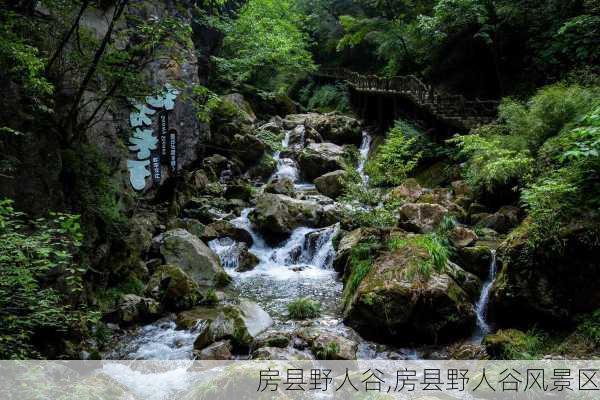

{"left": 333, "top": 227, "right": 382, "bottom": 273}
{"left": 157, "top": 229, "right": 229, "bottom": 286}
{"left": 204, "top": 220, "right": 253, "bottom": 246}
{"left": 264, "top": 176, "right": 295, "bottom": 197}
{"left": 314, "top": 170, "right": 346, "bottom": 199}
{"left": 187, "top": 300, "right": 274, "bottom": 351}
{"left": 146, "top": 264, "right": 202, "bottom": 311}
{"left": 397, "top": 203, "right": 449, "bottom": 233}
{"left": 476, "top": 206, "right": 521, "bottom": 234}
{"left": 115, "top": 294, "right": 161, "bottom": 325}
{"left": 384, "top": 179, "right": 424, "bottom": 203}
{"left": 304, "top": 113, "right": 362, "bottom": 145}
{"left": 343, "top": 237, "right": 476, "bottom": 344}
{"left": 489, "top": 219, "right": 600, "bottom": 327}
{"left": 194, "top": 340, "right": 233, "bottom": 360}
{"left": 296, "top": 327, "right": 358, "bottom": 360}
{"left": 456, "top": 245, "right": 493, "bottom": 279}
{"left": 298, "top": 142, "right": 346, "bottom": 181}
{"left": 221, "top": 93, "right": 256, "bottom": 124}
{"left": 249, "top": 193, "right": 323, "bottom": 238}
{"left": 125, "top": 212, "right": 159, "bottom": 256}
{"left": 449, "top": 226, "right": 478, "bottom": 248}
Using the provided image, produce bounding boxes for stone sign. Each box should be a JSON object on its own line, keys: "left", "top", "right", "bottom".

{"left": 127, "top": 84, "right": 180, "bottom": 191}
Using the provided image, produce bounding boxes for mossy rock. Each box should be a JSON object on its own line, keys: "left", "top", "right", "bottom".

{"left": 146, "top": 265, "right": 202, "bottom": 311}
{"left": 456, "top": 245, "right": 493, "bottom": 279}
{"left": 343, "top": 234, "right": 476, "bottom": 344}
{"left": 483, "top": 329, "right": 541, "bottom": 359}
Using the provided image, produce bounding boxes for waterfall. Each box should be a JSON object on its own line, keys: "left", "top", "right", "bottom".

{"left": 357, "top": 131, "right": 372, "bottom": 185}
{"left": 472, "top": 249, "right": 497, "bottom": 341}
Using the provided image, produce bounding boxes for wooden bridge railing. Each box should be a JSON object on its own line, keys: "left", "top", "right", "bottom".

{"left": 315, "top": 67, "right": 500, "bottom": 126}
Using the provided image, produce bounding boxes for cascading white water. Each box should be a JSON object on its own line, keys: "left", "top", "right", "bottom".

{"left": 472, "top": 249, "right": 497, "bottom": 340}
{"left": 357, "top": 130, "right": 372, "bottom": 185}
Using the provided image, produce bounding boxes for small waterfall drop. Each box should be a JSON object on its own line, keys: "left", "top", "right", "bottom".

{"left": 357, "top": 131, "right": 372, "bottom": 185}
{"left": 473, "top": 249, "right": 497, "bottom": 340}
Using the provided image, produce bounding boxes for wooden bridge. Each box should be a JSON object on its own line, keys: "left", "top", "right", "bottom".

{"left": 315, "top": 67, "right": 500, "bottom": 130}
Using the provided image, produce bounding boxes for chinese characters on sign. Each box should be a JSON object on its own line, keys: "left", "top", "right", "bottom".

{"left": 127, "top": 84, "right": 180, "bottom": 191}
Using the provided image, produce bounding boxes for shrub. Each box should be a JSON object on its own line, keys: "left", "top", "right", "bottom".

{"left": 366, "top": 120, "right": 422, "bottom": 186}
{"left": 287, "top": 297, "right": 321, "bottom": 319}
{"left": 314, "top": 341, "right": 340, "bottom": 360}
{"left": 304, "top": 83, "right": 350, "bottom": 112}
{"left": 449, "top": 132, "right": 533, "bottom": 194}
{"left": 0, "top": 199, "right": 97, "bottom": 358}
{"left": 388, "top": 232, "right": 450, "bottom": 280}
{"left": 342, "top": 241, "right": 377, "bottom": 307}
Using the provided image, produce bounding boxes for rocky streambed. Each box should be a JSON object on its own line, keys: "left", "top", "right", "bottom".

{"left": 106, "top": 102, "right": 505, "bottom": 362}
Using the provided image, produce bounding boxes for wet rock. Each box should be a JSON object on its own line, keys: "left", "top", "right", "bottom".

{"left": 190, "top": 300, "right": 273, "bottom": 351}
{"left": 167, "top": 218, "right": 209, "bottom": 239}
{"left": 448, "top": 343, "right": 488, "bottom": 360}
{"left": 205, "top": 220, "right": 253, "bottom": 246}
{"left": 489, "top": 219, "right": 600, "bottom": 326}
{"left": 449, "top": 226, "right": 478, "bottom": 248}
{"left": 304, "top": 113, "right": 362, "bottom": 145}
{"left": 252, "top": 347, "right": 313, "bottom": 360}
{"left": 235, "top": 244, "right": 260, "bottom": 272}
{"left": 476, "top": 206, "right": 520, "bottom": 234}
{"left": 158, "top": 229, "right": 229, "bottom": 286}
{"left": 264, "top": 176, "right": 295, "bottom": 197}
{"left": 231, "top": 133, "right": 266, "bottom": 165}
{"left": 250, "top": 193, "right": 322, "bottom": 237}
{"left": 445, "top": 262, "right": 483, "bottom": 302}
{"left": 397, "top": 203, "right": 449, "bottom": 233}
{"left": 125, "top": 212, "right": 159, "bottom": 256}
{"left": 298, "top": 142, "right": 346, "bottom": 181}
{"left": 248, "top": 154, "right": 277, "bottom": 180}
{"left": 343, "top": 237, "right": 476, "bottom": 344}
{"left": 146, "top": 264, "right": 202, "bottom": 311}
{"left": 221, "top": 93, "right": 256, "bottom": 124}
{"left": 333, "top": 228, "right": 381, "bottom": 273}
{"left": 253, "top": 331, "right": 291, "bottom": 349}
{"left": 194, "top": 340, "right": 232, "bottom": 360}
{"left": 482, "top": 329, "right": 529, "bottom": 359}
{"left": 457, "top": 245, "right": 493, "bottom": 279}
{"left": 224, "top": 182, "right": 253, "bottom": 202}
{"left": 385, "top": 178, "right": 424, "bottom": 202}
{"left": 297, "top": 327, "right": 358, "bottom": 360}
{"left": 469, "top": 202, "right": 490, "bottom": 215}
{"left": 314, "top": 170, "right": 346, "bottom": 199}
{"left": 115, "top": 294, "right": 160, "bottom": 325}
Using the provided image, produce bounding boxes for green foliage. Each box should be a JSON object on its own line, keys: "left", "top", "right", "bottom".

{"left": 575, "top": 309, "right": 600, "bottom": 345}
{"left": 0, "top": 11, "right": 53, "bottom": 97}
{"left": 498, "top": 84, "right": 598, "bottom": 149}
{"left": 94, "top": 276, "right": 145, "bottom": 313}
{"left": 0, "top": 199, "right": 97, "bottom": 359}
{"left": 554, "top": 14, "right": 600, "bottom": 67}
{"left": 366, "top": 120, "right": 422, "bottom": 186}
{"left": 254, "top": 129, "right": 283, "bottom": 153}
{"left": 287, "top": 297, "right": 321, "bottom": 319}
{"left": 191, "top": 84, "right": 222, "bottom": 124}
{"left": 61, "top": 145, "right": 127, "bottom": 240}
{"left": 299, "top": 83, "right": 350, "bottom": 112}
{"left": 314, "top": 341, "right": 340, "bottom": 360}
{"left": 214, "top": 0, "right": 316, "bottom": 92}
{"left": 342, "top": 241, "right": 377, "bottom": 307}
{"left": 485, "top": 328, "right": 549, "bottom": 360}
{"left": 201, "top": 288, "right": 220, "bottom": 306}
{"left": 449, "top": 132, "right": 533, "bottom": 193}
{"left": 388, "top": 232, "right": 450, "bottom": 280}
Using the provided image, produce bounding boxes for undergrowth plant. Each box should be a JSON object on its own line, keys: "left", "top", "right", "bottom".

{"left": 287, "top": 297, "right": 321, "bottom": 319}
{"left": 0, "top": 199, "right": 98, "bottom": 359}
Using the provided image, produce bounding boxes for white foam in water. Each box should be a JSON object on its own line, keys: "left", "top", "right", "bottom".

{"left": 102, "top": 362, "right": 195, "bottom": 400}
{"left": 111, "top": 320, "right": 200, "bottom": 360}
{"left": 472, "top": 249, "right": 498, "bottom": 341}
{"left": 357, "top": 131, "right": 372, "bottom": 185}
